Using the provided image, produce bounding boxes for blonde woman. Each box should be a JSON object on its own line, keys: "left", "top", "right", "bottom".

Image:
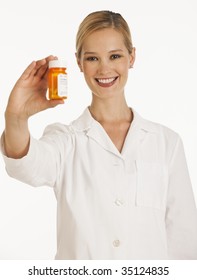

{"left": 1, "top": 11, "right": 197, "bottom": 259}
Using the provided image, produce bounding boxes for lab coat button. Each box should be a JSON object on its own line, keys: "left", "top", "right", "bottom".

{"left": 115, "top": 199, "right": 124, "bottom": 206}
{"left": 113, "top": 239, "right": 120, "bottom": 247}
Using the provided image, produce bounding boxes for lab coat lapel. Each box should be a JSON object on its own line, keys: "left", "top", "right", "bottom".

{"left": 86, "top": 109, "right": 146, "bottom": 158}
{"left": 71, "top": 108, "right": 122, "bottom": 157}
{"left": 71, "top": 107, "right": 156, "bottom": 158}
{"left": 86, "top": 122, "right": 122, "bottom": 157}
{"left": 120, "top": 110, "right": 158, "bottom": 159}
{"left": 120, "top": 110, "right": 146, "bottom": 157}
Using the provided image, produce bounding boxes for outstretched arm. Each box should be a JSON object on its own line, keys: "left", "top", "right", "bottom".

{"left": 4, "top": 55, "right": 64, "bottom": 158}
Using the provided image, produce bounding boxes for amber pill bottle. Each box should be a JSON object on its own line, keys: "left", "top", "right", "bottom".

{"left": 48, "top": 60, "right": 67, "bottom": 100}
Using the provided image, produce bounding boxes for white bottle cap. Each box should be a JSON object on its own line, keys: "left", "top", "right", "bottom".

{"left": 48, "top": 60, "right": 67, "bottom": 68}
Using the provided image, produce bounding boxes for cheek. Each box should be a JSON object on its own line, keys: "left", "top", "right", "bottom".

{"left": 118, "top": 64, "right": 129, "bottom": 76}
{"left": 83, "top": 64, "right": 97, "bottom": 76}
{"left": 116, "top": 58, "right": 130, "bottom": 73}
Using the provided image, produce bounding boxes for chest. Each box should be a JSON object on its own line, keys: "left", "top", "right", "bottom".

{"left": 101, "top": 122, "right": 131, "bottom": 153}
{"left": 60, "top": 130, "right": 168, "bottom": 213}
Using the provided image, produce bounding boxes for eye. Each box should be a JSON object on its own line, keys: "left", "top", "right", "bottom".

{"left": 111, "top": 54, "right": 121, "bottom": 60}
{"left": 86, "top": 56, "right": 98, "bottom": 61}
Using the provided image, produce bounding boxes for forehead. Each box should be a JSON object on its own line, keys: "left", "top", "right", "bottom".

{"left": 81, "top": 28, "right": 126, "bottom": 53}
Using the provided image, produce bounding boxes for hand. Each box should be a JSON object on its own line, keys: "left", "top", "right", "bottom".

{"left": 5, "top": 55, "right": 64, "bottom": 120}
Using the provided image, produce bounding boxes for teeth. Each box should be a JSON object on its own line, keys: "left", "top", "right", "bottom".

{"left": 97, "top": 77, "right": 116, "bottom": 84}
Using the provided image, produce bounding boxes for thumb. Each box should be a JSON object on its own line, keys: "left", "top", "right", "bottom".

{"left": 48, "top": 99, "right": 65, "bottom": 108}
{"left": 41, "top": 99, "right": 65, "bottom": 111}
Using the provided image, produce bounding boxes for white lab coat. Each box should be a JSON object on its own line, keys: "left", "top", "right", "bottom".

{"left": 1, "top": 108, "right": 197, "bottom": 259}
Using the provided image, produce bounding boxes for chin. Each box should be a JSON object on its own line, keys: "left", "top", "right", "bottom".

{"left": 92, "top": 90, "right": 121, "bottom": 100}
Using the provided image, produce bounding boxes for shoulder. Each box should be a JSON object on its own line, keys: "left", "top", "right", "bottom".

{"left": 133, "top": 111, "right": 185, "bottom": 164}
{"left": 39, "top": 123, "right": 75, "bottom": 150}
{"left": 43, "top": 122, "right": 73, "bottom": 135}
{"left": 42, "top": 107, "right": 93, "bottom": 137}
{"left": 134, "top": 110, "right": 181, "bottom": 150}
{"left": 144, "top": 117, "right": 179, "bottom": 139}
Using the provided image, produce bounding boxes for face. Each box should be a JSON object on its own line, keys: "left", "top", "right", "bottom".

{"left": 77, "top": 28, "right": 135, "bottom": 99}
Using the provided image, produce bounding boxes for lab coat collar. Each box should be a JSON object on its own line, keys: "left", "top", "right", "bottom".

{"left": 70, "top": 107, "right": 158, "bottom": 157}
{"left": 71, "top": 108, "right": 120, "bottom": 156}
{"left": 70, "top": 107, "right": 94, "bottom": 132}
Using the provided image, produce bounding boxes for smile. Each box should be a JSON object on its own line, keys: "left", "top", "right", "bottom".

{"left": 95, "top": 77, "right": 118, "bottom": 87}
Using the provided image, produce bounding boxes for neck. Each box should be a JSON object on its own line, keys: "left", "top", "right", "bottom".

{"left": 89, "top": 95, "right": 132, "bottom": 123}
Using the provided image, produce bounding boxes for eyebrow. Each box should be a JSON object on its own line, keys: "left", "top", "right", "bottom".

{"left": 83, "top": 49, "right": 124, "bottom": 55}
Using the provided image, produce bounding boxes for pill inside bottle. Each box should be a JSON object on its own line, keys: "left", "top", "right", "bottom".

{"left": 48, "top": 60, "right": 67, "bottom": 100}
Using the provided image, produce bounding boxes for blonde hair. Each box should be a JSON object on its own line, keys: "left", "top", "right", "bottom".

{"left": 76, "top": 10, "right": 133, "bottom": 59}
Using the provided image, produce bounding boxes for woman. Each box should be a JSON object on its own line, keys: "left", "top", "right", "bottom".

{"left": 1, "top": 10, "right": 197, "bottom": 259}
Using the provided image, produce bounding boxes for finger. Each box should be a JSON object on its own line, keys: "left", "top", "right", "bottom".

{"left": 35, "top": 62, "right": 48, "bottom": 79}
{"left": 41, "top": 99, "right": 65, "bottom": 111}
{"left": 42, "top": 55, "right": 59, "bottom": 81}
{"left": 45, "top": 55, "right": 58, "bottom": 62}
{"left": 48, "top": 99, "right": 65, "bottom": 108}
{"left": 29, "top": 58, "right": 47, "bottom": 78}
{"left": 20, "top": 61, "right": 37, "bottom": 80}
{"left": 35, "top": 55, "right": 58, "bottom": 79}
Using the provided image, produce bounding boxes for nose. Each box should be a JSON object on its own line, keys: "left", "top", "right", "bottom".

{"left": 97, "top": 59, "right": 112, "bottom": 75}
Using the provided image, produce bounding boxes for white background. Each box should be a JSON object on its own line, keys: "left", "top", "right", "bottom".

{"left": 0, "top": 0, "right": 197, "bottom": 259}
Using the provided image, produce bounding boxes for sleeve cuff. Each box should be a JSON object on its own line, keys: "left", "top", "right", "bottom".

{"left": 1, "top": 131, "right": 37, "bottom": 167}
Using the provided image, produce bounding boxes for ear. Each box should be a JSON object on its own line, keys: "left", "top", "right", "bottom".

{"left": 129, "top": 47, "right": 136, "bottom": 69}
{"left": 75, "top": 53, "right": 83, "bottom": 72}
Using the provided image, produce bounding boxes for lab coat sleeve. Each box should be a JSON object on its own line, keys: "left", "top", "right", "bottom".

{"left": 1, "top": 124, "right": 67, "bottom": 188}
{"left": 165, "top": 136, "right": 197, "bottom": 259}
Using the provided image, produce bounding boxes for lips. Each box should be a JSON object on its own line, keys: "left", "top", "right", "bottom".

{"left": 95, "top": 77, "right": 118, "bottom": 87}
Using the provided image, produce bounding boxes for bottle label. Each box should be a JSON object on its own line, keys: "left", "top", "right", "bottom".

{"left": 57, "top": 74, "right": 67, "bottom": 97}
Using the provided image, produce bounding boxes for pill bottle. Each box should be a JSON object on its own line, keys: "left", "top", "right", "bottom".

{"left": 48, "top": 60, "right": 67, "bottom": 100}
